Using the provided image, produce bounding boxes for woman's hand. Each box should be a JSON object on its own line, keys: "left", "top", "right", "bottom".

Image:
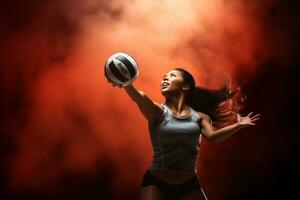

{"left": 237, "top": 112, "right": 261, "bottom": 127}
{"left": 105, "top": 76, "right": 123, "bottom": 88}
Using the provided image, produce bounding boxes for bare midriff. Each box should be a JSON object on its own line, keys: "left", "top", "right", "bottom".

{"left": 149, "top": 168, "right": 196, "bottom": 185}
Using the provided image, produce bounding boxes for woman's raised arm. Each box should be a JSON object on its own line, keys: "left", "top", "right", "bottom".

{"left": 123, "top": 84, "right": 163, "bottom": 123}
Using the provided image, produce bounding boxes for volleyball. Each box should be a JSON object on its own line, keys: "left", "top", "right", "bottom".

{"left": 104, "top": 52, "right": 139, "bottom": 87}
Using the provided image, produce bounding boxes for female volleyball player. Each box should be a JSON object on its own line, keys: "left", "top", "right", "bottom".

{"left": 108, "top": 68, "right": 260, "bottom": 200}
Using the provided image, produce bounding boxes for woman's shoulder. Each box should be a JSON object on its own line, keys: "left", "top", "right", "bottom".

{"left": 195, "top": 111, "right": 212, "bottom": 123}
{"left": 195, "top": 111, "right": 209, "bottom": 118}
{"left": 147, "top": 102, "right": 165, "bottom": 125}
{"left": 157, "top": 102, "right": 166, "bottom": 111}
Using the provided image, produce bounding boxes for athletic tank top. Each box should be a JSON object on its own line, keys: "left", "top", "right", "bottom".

{"left": 148, "top": 103, "right": 203, "bottom": 173}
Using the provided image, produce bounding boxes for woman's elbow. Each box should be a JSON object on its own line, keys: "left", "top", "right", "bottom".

{"left": 206, "top": 134, "right": 219, "bottom": 144}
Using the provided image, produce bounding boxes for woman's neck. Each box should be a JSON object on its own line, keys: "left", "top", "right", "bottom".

{"left": 165, "top": 95, "right": 188, "bottom": 114}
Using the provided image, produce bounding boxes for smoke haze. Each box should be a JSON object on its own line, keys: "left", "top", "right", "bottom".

{"left": 1, "top": 0, "right": 299, "bottom": 199}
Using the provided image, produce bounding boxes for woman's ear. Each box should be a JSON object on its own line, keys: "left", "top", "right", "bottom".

{"left": 182, "top": 84, "right": 190, "bottom": 92}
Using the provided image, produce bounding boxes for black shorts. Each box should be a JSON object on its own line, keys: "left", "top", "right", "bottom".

{"left": 141, "top": 169, "right": 206, "bottom": 200}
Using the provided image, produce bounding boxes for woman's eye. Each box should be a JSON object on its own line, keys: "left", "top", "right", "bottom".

{"left": 171, "top": 74, "right": 176, "bottom": 77}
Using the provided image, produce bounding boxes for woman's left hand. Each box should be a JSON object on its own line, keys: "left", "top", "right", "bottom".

{"left": 237, "top": 112, "right": 261, "bottom": 127}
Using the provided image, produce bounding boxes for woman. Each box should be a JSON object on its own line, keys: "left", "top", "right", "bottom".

{"left": 107, "top": 68, "right": 260, "bottom": 200}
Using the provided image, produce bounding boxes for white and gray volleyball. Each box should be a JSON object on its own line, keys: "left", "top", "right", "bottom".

{"left": 104, "top": 52, "right": 139, "bottom": 87}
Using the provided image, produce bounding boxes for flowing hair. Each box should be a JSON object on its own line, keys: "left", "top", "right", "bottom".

{"left": 174, "top": 68, "right": 245, "bottom": 128}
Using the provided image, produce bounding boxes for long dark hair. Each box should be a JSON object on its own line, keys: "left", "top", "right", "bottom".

{"left": 175, "top": 68, "right": 245, "bottom": 128}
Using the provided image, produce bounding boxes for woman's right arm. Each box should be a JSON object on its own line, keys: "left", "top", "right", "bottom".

{"left": 123, "top": 84, "right": 163, "bottom": 123}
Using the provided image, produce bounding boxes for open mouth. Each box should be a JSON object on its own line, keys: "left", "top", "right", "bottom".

{"left": 161, "top": 82, "right": 169, "bottom": 89}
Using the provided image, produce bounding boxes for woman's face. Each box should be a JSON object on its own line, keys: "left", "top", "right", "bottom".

{"left": 160, "top": 70, "right": 186, "bottom": 96}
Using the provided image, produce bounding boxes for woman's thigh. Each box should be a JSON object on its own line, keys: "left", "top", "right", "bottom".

{"left": 181, "top": 188, "right": 208, "bottom": 200}
{"left": 139, "top": 185, "right": 166, "bottom": 200}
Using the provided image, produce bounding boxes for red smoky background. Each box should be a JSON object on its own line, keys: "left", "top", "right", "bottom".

{"left": 0, "top": 0, "right": 299, "bottom": 199}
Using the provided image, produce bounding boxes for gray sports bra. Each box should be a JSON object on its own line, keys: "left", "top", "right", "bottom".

{"left": 148, "top": 103, "right": 203, "bottom": 173}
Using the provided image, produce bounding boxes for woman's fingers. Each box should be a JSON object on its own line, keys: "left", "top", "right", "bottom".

{"left": 248, "top": 112, "right": 261, "bottom": 120}
{"left": 107, "top": 79, "right": 123, "bottom": 88}
{"left": 250, "top": 114, "right": 261, "bottom": 121}
{"left": 251, "top": 118, "right": 260, "bottom": 122}
{"left": 251, "top": 114, "right": 261, "bottom": 118}
{"left": 247, "top": 112, "right": 254, "bottom": 117}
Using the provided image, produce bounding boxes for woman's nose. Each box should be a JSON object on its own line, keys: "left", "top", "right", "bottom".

{"left": 163, "top": 77, "right": 168, "bottom": 81}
